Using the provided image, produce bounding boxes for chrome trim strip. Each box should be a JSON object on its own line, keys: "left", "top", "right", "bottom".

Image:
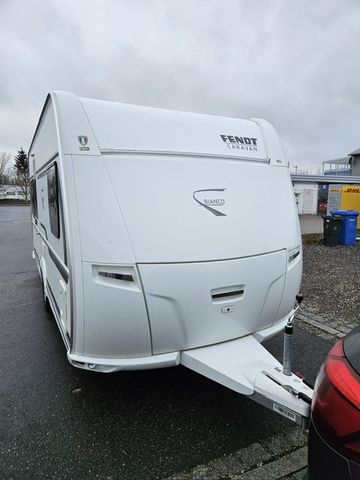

{"left": 100, "top": 149, "right": 269, "bottom": 163}
{"left": 49, "top": 249, "right": 69, "bottom": 283}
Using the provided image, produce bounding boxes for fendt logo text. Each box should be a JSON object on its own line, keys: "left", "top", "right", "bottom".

{"left": 220, "top": 134, "right": 258, "bottom": 152}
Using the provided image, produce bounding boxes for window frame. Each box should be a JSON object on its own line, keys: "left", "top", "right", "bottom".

{"left": 47, "top": 163, "right": 60, "bottom": 239}
{"left": 30, "top": 178, "right": 38, "bottom": 219}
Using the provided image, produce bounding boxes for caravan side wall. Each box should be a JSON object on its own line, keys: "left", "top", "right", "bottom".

{"left": 29, "top": 99, "right": 72, "bottom": 349}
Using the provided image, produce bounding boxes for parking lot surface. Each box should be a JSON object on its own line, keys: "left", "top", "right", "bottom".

{"left": 0, "top": 206, "right": 331, "bottom": 479}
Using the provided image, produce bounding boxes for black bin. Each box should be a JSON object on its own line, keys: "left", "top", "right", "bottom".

{"left": 323, "top": 215, "right": 342, "bottom": 246}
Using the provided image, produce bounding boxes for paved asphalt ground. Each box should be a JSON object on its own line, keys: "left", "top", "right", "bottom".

{"left": 0, "top": 206, "right": 331, "bottom": 480}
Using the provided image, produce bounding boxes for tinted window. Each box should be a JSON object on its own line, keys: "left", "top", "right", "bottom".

{"left": 47, "top": 163, "right": 60, "bottom": 238}
{"left": 30, "top": 179, "right": 38, "bottom": 218}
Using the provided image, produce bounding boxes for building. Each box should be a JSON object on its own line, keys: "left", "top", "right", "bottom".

{"left": 0, "top": 185, "right": 28, "bottom": 200}
{"left": 349, "top": 148, "right": 360, "bottom": 176}
{"left": 293, "top": 183, "right": 318, "bottom": 214}
{"left": 322, "top": 147, "right": 360, "bottom": 176}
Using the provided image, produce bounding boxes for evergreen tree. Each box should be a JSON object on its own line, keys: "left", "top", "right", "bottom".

{"left": 14, "top": 148, "right": 29, "bottom": 202}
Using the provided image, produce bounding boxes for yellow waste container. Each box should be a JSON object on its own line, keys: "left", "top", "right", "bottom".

{"left": 341, "top": 185, "right": 360, "bottom": 228}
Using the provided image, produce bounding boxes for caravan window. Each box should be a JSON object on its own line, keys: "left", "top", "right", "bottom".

{"left": 47, "top": 163, "right": 60, "bottom": 238}
{"left": 30, "top": 179, "right": 38, "bottom": 218}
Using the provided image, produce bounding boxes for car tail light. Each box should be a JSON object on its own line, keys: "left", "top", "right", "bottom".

{"left": 312, "top": 339, "right": 360, "bottom": 463}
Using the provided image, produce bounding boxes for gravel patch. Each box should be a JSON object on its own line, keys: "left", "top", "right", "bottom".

{"left": 301, "top": 243, "right": 360, "bottom": 330}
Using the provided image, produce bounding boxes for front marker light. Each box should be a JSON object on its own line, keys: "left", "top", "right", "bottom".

{"left": 98, "top": 271, "right": 134, "bottom": 282}
{"left": 92, "top": 265, "right": 140, "bottom": 292}
{"left": 288, "top": 246, "right": 301, "bottom": 264}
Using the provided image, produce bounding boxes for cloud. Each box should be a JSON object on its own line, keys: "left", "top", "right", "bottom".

{"left": 0, "top": 0, "right": 359, "bottom": 168}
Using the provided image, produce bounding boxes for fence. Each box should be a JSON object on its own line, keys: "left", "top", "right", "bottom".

{"left": 294, "top": 183, "right": 324, "bottom": 236}
{"left": 292, "top": 177, "right": 360, "bottom": 236}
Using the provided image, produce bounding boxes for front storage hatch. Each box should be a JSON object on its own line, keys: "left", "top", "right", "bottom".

{"left": 138, "top": 250, "right": 286, "bottom": 355}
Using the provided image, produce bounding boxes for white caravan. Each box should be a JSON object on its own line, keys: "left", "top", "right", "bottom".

{"left": 29, "top": 91, "right": 312, "bottom": 426}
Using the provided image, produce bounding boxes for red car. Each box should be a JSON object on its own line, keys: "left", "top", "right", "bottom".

{"left": 318, "top": 200, "right": 328, "bottom": 214}
{"left": 308, "top": 327, "right": 360, "bottom": 479}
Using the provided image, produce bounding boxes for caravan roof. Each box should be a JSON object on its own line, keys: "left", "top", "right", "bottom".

{"left": 79, "top": 95, "right": 267, "bottom": 160}
{"left": 30, "top": 91, "right": 286, "bottom": 167}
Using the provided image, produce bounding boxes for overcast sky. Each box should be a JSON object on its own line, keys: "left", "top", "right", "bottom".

{"left": 1, "top": 0, "right": 359, "bottom": 170}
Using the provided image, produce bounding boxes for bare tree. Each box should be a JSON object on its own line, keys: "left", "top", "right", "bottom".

{"left": 0, "top": 151, "right": 11, "bottom": 184}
